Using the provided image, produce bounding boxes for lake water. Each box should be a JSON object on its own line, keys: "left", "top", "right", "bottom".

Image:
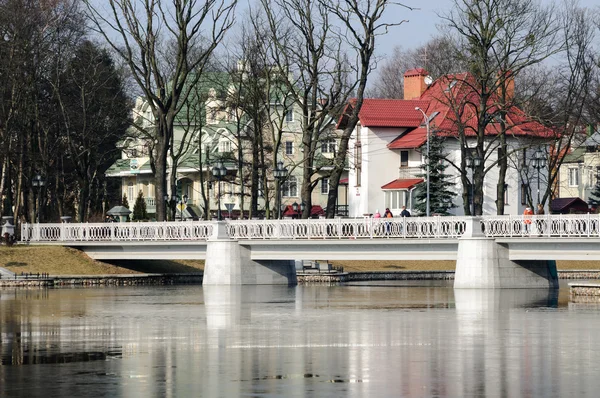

{"left": 1, "top": 281, "right": 599, "bottom": 397}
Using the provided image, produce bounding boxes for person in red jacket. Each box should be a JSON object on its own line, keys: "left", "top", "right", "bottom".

{"left": 523, "top": 206, "right": 534, "bottom": 234}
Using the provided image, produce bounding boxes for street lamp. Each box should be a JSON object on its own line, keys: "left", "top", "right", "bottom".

{"left": 532, "top": 149, "right": 546, "bottom": 206}
{"left": 466, "top": 155, "right": 482, "bottom": 216}
{"left": 273, "top": 161, "right": 288, "bottom": 219}
{"left": 415, "top": 107, "right": 431, "bottom": 217}
{"left": 179, "top": 194, "right": 188, "bottom": 221}
{"left": 31, "top": 174, "right": 46, "bottom": 223}
{"left": 292, "top": 201, "right": 306, "bottom": 219}
{"left": 211, "top": 161, "right": 227, "bottom": 220}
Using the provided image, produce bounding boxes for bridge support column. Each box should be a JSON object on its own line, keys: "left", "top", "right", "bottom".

{"left": 202, "top": 222, "right": 297, "bottom": 285}
{"left": 454, "top": 217, "right": 558, "bottom": 289}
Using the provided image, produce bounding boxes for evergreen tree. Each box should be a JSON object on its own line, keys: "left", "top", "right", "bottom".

{"left": 413, "top": 132, "right": 457, "bottom": 216}
{"left": 122, "top": 194, "right": 129, "bottom": 209}
{"left": 588, "top": 182, "right": 600, "bottom": 210}
{"left": 132, "top": 190, "right": 148, "bottom": 221}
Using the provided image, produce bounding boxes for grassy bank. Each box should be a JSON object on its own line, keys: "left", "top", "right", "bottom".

{"left": 0, "top": 246, "right": 204, "bottom": 275}
{"left": 1, "top": 245, "right": 599, "bottom": 275}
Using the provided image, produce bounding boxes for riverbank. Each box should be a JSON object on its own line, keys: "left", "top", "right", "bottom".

{"left": 3, "top": 245, "right": 600, "bottom": 275}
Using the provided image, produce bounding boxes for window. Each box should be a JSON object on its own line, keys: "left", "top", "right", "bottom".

{"left": 321, "top": 139, "right": 336, "bottom": 154}
{"left": 400, "top": 151, "right": 409, "bottom": 168}
{"left": 521, "top": 183, "right": 529, "bottom": 205}
{"left": 219, "top": 140, "right": 231, "bottom": 153}
{"left": 282, "top": 176, "right": 297, "bottom": 197}
{"left": 354, "top": 142, "right": 362, "bottom": 187}
{"left": 285, "top": 141, "right": 294, "bottom": 155}
{"left": 127, "top": 182, "right": 134, "bottom": 205}
{"left": 384, "top": 191, "right": 409, "bottom": 210}
{"left": 568, "top": 167, "right": 579, "bottom": 187}
{"left": 321, "top": 178, "right": 329, "bottom": 195}
{"left": 285, "top": 109, "right": 293, "bottom": 122}
{"left": 520, "top": 149, "right": 527, "bottom": 168}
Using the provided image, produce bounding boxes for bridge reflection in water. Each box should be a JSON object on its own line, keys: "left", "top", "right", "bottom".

{"left": 2, "top": 284, "right": 595, "bottom": 397}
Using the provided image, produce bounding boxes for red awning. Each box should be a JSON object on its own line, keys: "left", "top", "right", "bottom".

{"left": 339, "top": 178, "right": 349, "bottom": 185}
{"left": 381, "top": 178, "right": 424, "bottom": 190}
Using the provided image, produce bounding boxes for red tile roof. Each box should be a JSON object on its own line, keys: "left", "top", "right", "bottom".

{"left": 384, "top": 73, "right": 555, "bottom": 148}
{"left": 381, "top": 178, "right": 424, "bottom": 190}
{"left": 357, "top": 99, "right": 430, "bottom": 128}
{"left": 388, "top": 127, "right": 427, "bottom": 149}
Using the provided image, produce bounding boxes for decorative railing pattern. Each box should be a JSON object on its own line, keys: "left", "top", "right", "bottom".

{"left": 226, "top": 217, "right": 466, "bottom": 240}
{"left": 21, "top": 222, "right": 213, "bottom": 242}
{"left": 482, "top": 214, "right": 600, "bottom": 238}
{"left": 19, "top": 214, "right": 600, "bottom": 243}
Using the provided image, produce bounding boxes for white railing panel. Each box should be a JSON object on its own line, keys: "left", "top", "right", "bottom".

{"left": 22, "top": 221, "right": 213, "bottom": 243}
{"left": 20, "top": 214, "right": 600, "bottom": 243}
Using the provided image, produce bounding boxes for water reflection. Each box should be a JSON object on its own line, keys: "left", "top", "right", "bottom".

{"left": 453, "top": 289, "right": 560, "bottom": 397}
{"left": 0, "top": 284, "right": 599, "bottom": 397}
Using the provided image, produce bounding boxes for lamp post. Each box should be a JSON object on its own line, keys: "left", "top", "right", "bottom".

{"left": 211, "top": 161, "right": 227, "bottom": 220}
{"left": 273, "top": 160, "right": 288, "bottom": 219}
{"left": 163, "top": 194, "right": 170, "bottom": 221}
{"left": 532, "top": 149, "right": 546, "bottom": 205}
{"left": 466, "top": 155, "right": 482, "bottom": 216}
{"left": 292, "top": 201, "right": 305, "bottom": 219}
{"left": 415, "top": 107, "right": 430, "bottom": 217}
{"left": 31, "top": 174, "right": 46, "bottom": 223}
{"left": 164, "top": 194, "right": 176, "bottom": 221}
{"left": 180, "top": 194, "right": 188, "bottom": 221}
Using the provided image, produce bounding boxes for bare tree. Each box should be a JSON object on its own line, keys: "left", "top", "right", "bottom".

{"left": 85, "top": 0, "right": 236, "bottom": 221}
{"left": 369, "top": 35, "right": 466, "bottom": 99}
{"left": 261, "top": 0, "right": 351, "bottom": 219}
{"left": 324, "top": 0, "right": 413, "bottom": 218}
{"left": 441, "top": 0, "right": 561, "bottom": 215}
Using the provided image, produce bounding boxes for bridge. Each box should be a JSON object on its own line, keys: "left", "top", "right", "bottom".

{"left": 19, "top": 214, "right": 600, "bottom": 288}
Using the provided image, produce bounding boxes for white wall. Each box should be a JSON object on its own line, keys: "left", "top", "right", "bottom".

{"left": 349, "top": 125, "right": 408, "bottom": 217}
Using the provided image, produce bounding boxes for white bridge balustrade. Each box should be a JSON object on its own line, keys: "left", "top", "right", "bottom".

{"left": 19, "top": 214, "right": 600, "bottom": 243}
{"left": 21, "top": 221, "right": 213, "bottom": 242}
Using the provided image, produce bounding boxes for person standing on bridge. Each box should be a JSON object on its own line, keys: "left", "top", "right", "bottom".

{"left": 400, "top": 206, "right": 411, "bottom": 217}
{"left": 384, "top": 208, "right": 393, "bottom": 235}
{"left": 523, "top": 206, "right": 534, "bottom": 234}
{"left": 536, "top": 204, "right": 545, "bottom": 236}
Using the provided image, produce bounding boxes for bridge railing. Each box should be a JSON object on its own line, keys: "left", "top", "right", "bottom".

{"left": 482, "top": 213, "right": 600, "bottom": 238}
{"left": 21, "top": 221, "right": 214, "bottom": 242}
{"left": 20, "top": 214, "right": 600, "bottom": 243}
{"left": 227, "top": 216, "right": 467, "bottom": 240}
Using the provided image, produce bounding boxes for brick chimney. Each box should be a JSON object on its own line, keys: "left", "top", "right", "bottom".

{"left": 498, "top": 70, "right": 515, "bottom": 103}
{"left": 403, "top": 68, "right": 429, "bottom": 100}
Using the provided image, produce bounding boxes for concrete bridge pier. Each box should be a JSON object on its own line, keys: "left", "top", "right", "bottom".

{"left": 202, "top": 222, "right": 297, "bottom": 286}
{"left": 454, "top": 217, "right": 558, "bottom": 289}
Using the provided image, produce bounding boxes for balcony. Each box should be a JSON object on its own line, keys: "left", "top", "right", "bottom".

{"left": 397, "top": 167, "right": 422, "bottom": 179}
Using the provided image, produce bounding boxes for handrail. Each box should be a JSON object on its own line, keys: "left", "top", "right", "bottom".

{"left": 19, "top": 214, "right": 600, "bottom": 243}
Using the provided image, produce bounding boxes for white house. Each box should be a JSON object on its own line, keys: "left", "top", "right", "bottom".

{"left": 342, "top": 69, "right": 552, "bottom": 217}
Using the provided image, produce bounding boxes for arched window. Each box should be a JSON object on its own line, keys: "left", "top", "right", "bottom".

{"left": 282, "top": 176, "right": 297, "bottom": 197}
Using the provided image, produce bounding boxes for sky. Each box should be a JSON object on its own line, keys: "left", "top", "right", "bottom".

{"left": 376, "top": 0, "right": 600, "bottom": 59}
